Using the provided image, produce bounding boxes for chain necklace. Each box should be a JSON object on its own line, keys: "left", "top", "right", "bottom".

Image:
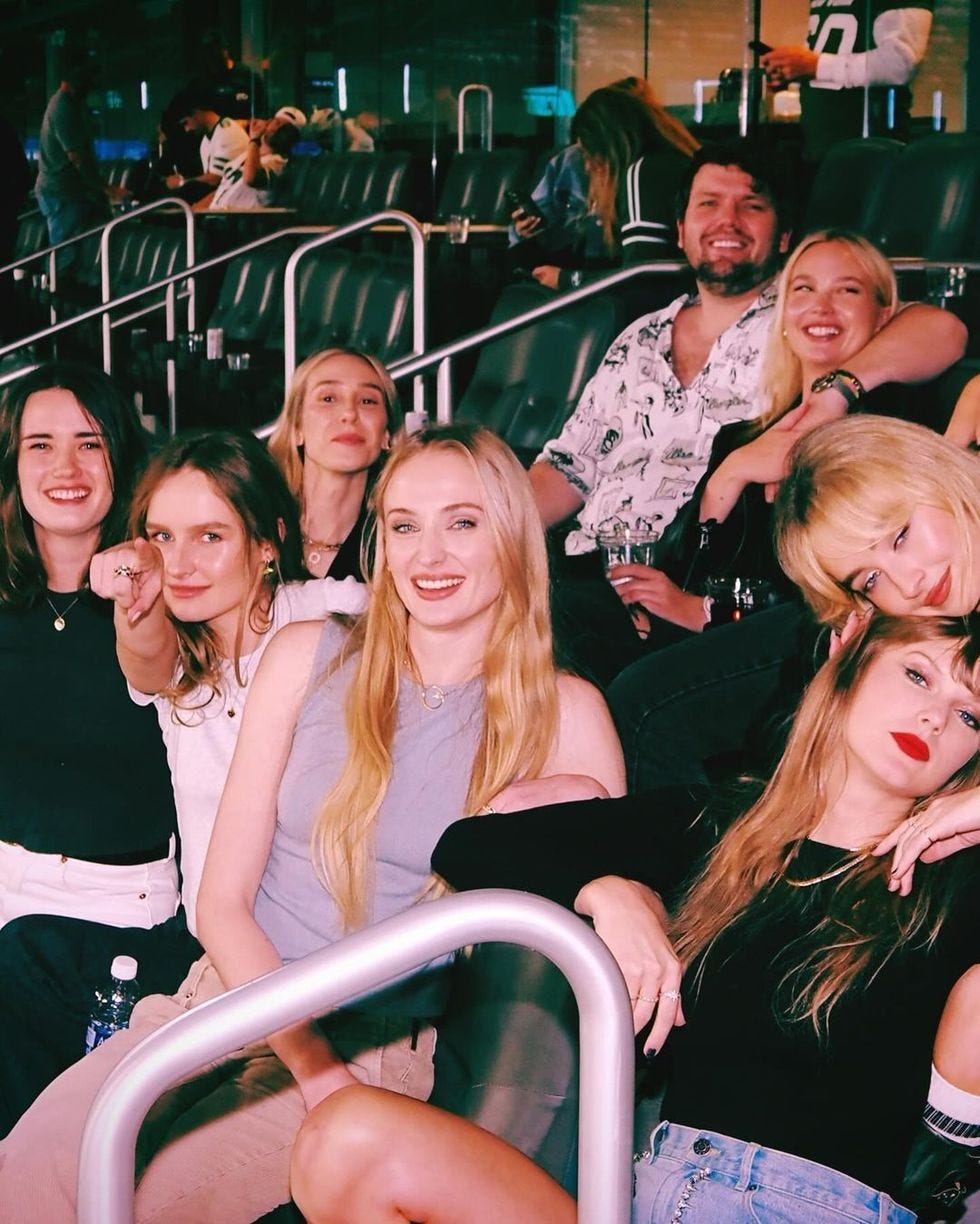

{"left": 45, "top": 593, "right": 82, "bottom": 632}
{"left": 785, "top": 850, "right": 869, "bottom": 888}
{"left": 302, "top": 535, "right": 344, "bottom": 568}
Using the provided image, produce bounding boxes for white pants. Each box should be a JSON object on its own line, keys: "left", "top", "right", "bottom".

{"left": 0, "top": 838, "right": 179, "bottom": 931}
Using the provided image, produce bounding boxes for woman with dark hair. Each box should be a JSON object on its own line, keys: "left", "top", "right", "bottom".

{"left": 0, "top": 363, "right": 196, "bottom": 1134}
{"left": 289, "top": 613, "right": 980, "bottom": 1224}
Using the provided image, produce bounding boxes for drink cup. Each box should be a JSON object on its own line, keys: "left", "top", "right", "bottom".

{"left": 446, "top": 214, "right": 471, "bottom": 245}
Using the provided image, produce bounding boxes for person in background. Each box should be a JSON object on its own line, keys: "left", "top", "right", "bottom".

{"left": 203, "top": 105, "right": 305, "bottom": 210}
{"left": 163, "top": 86, "right": 249, "bottom": 201}
{"left": 34, "top": 48, "right": 127, "bottom": 275}
{"left": 523, "top": 80, "right": 699, "bottom": 290}
{"left": 267, "top": 347, "right": 402, "bottom": 580}
{"left": 761, "top": 1, "right": 934, "bottom": 161}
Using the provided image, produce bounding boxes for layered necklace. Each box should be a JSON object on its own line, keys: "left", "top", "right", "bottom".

{"left": 46, "top": 592, "right": 83, "bottom": 632}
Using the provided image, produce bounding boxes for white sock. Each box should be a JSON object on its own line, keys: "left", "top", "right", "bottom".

{"left": 924, "top": 1065, "right": 980, "bottom": 1147}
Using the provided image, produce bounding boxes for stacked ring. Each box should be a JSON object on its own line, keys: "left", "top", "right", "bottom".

{"left": 113, "top": 564, "right": 136, "bottom": 579}
{"left": 661, "top": 989, "right": 682, "bottom": 1002}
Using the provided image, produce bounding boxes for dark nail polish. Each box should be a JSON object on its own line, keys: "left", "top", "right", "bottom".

{"left": 645, "top": 1049, "right": 658, "bottom": 1062}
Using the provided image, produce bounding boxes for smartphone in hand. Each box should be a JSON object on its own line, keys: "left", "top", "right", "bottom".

{"left": 505, "top": 189, "right": 545, "bottom": 224}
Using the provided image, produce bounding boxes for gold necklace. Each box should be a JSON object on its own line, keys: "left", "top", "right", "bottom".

{"left": 785, "top": 850, "right": 869, "bottom": 888}
{"left": 46, "top": 593, "right": 82, "bottom": 632}
{"left": 302, "top": 534, "right": 344, "bottom": 568}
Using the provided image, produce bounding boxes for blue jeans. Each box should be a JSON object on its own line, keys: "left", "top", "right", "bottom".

{"left": 633, "top": 1122, "right": 916, "bottom": 1223}
{"left": 35, "top": 190, "right": 106, "bottom": 274}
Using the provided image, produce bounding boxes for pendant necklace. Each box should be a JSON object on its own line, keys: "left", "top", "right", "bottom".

{"left": 785, "top": 850, "right": 869, "bottom": 888}
{"left": 303, "top": 535, "right": 344, "bottom": 568}
{"left": 46, "top": 593, "right": 82, "bottom": 632}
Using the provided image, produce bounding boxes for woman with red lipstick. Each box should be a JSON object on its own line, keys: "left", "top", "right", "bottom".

{"left": 268, "top": 347, "right": 402, "bottom": 580}
{"left": 0, "top": 363, "right": 199, "bottom": 1134}
{"left": 0, "top": 424, "right": 624, "bottom": 1221}
{"left": 288, "top": 614, "right": 980, "bottom": 1224}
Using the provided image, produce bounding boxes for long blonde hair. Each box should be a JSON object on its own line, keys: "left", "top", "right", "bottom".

{"left": 775, "top": 415, "right": 980, "bottom": 626}
{"left": 267, "top": 347, "right": 402, "bottom": 501}
{"left": 311, "top": 424, "right": 560, "bottom": 930}
{"left": 756, "top": 230, "right": 898, "bottom": 430}
{"left": 673, "top": 614, "right": 980, "bottom": 1036}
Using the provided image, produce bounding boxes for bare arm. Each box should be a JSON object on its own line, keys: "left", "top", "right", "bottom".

{"left": 529, "top": 461, "right": 585, "bottom": 529}
{"left": 835, "top": 302, "right": 967, "bottom": 394}
{"left": 89, "top": 538, "right": 178, "bottom": 694}
{"left": 549, "top": 674, "right": 626, "bottom": 797}
{"left": 197, "top": 621, "right": 355, "bottom": 1109}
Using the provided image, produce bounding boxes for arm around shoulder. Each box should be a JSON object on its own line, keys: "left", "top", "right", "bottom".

{"left": 849, "top": 302, "right": 967, "bottom": 390}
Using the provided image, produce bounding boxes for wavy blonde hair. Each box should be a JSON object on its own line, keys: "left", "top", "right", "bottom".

{"left": 755, "top": 230, "right": 898, "bottom": 431}
{"left": 775, "top": 416, "right": 980, "bottom": 626}
{"left": 267, "top": 347, "right": 402, "bottom": 501}
{"left": 673, "top": 614, "right": 980, "bottom": 1036}
{"left": 311, "top": 424, "right": 560, "bottom": 930}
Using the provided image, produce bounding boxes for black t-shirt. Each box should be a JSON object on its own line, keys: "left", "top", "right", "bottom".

{"left": 433, "top": 792, "right": 980, "bottom": 1200}
{"left": 0, "top": 591, "right": 177, "bottom": 858}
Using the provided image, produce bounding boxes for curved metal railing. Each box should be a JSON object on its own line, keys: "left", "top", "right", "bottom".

{"left": 77, "top": 889, "right": 635, "bottom": 1224}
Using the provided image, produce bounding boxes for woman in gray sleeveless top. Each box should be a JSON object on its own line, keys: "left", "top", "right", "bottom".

{"left": 0, "top": 424, "right": 624, "bottom": 1223}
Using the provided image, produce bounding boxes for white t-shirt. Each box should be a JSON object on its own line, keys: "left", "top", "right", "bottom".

{"left": 210, "top": 150, "right": 287, "bottom": 209}
{"left": 199, "top": 115, "right": 250, "bottom": 178}
{"left": 132, "top": 577, "right": 367, "bottom": 935}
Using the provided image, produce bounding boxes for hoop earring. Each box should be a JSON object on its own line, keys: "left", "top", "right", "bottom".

{"left": 263, "top": 560, "right": 275, "bottom": 578}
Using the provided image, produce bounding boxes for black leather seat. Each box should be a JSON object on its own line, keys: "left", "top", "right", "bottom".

{"left": 801, "top": 137, "right": 903, "bottom": 236}
{"left": 434, "top": 149, "right": 531, "bottom": 225}
{"left": 456, "top": 282, "right": 624, "bottom": 458}
{"left": 867, "top": 133, "right": 980, "bottom": 259}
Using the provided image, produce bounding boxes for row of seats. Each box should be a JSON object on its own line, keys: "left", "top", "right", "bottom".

{"left": 803, "top": 132, "right": 980, "bottom": 259}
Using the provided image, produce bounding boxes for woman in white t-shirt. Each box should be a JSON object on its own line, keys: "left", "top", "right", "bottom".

{"left": 89, "top": 427, "right": 365, "bottom": 934}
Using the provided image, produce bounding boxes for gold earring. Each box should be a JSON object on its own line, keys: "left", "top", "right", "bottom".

{"left": 263, "top": 559, "right": 275, "bottom": 577}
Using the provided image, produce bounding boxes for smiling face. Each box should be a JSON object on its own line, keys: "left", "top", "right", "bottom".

{"left": 823, "top": 505, "right": 980, "bottom": 618}
{"left": 381, "top": 449, "right": 502, "bottom": 638}
{"left": 677, "top": 163, "right": 789, "bottom": 296}
{"left": 145, "top": 468, "right": 272, "bottom": 649}
{"left": 296, "top": 353, "right": 390, "bottom": 478}
{"left": 17, "top": 388, "right": 114, "bottom": 557}
{"left": 783, "top": 240, "right": 891, "bottom": 375}
{"left": 843, "top": 640, "right": 980, "bottom": 802}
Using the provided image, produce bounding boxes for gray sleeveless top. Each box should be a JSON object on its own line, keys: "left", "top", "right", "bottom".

{"left": 253, "top": 618, "right": 484, "bottom": 1014}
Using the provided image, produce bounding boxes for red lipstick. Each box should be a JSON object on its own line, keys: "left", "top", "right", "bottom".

{"left": 923, "top": 568, "right": 952, "bottom": 609}
{"left": 890, "top": 732, "right": 930, "bottom": 762}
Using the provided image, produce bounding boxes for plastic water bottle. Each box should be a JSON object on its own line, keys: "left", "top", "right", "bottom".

{"left": 84, "top": 956, "right": 140, "bottom": 1055}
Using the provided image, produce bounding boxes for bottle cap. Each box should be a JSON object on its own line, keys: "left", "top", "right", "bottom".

{"left": 111, "top": 955, "right": 138, "bottom": 981}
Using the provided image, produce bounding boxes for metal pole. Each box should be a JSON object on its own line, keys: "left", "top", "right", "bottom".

{"left": 164, "top": 282, "right": 177, "bottom": 436}
{"left": 282, "top": 210, "right": 427, "bottom": 389}
{"left": 78, "top": 891, "right": 635, "bottom": 1224}
{"left": 436, "top": 355, "right": 452, "bottom": 423}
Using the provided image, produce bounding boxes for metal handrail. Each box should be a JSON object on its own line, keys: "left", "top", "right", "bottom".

{"left": 283, "top": 210, "right": 427, "bottom": 414}
{"left": 388, "top": 260, "right": 688, "bottom": 422}
{"left": 77, "top": 890, "right": 635, "bottom": 1224}
{"left": 458, "top": 84, "right": 493, "bottom": 153}
{"left": 0, "top": 223, "right": 349, "bottom": 430}
{"left": 100, "top": 198, "right": 197, "bottom": 373}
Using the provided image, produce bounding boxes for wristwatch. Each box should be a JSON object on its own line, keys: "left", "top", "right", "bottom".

{"left": 809, "top": 368, "right": 866, "bottom": 409}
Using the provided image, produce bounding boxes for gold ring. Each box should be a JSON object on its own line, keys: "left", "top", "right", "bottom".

{"left": 113, "top": 564, "right": 136, "bottom": 579}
